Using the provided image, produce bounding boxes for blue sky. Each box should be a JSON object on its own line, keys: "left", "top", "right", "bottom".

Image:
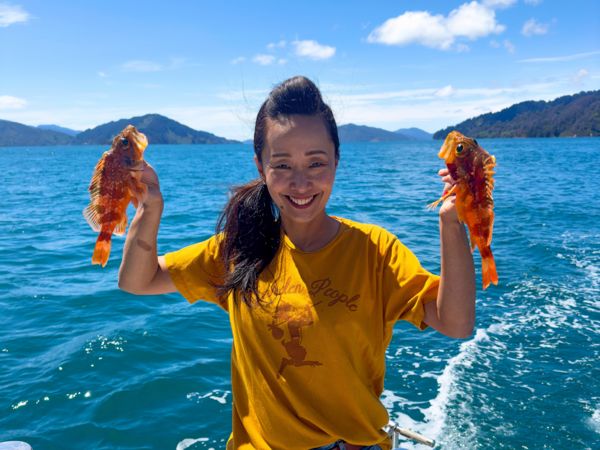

{"left": 1, "top": 0, "right": 599, "bottom": 140}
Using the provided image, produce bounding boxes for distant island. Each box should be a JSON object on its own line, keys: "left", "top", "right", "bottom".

{"left": 434, "top": 90, "right": 600, "bottom": 139}
{"left": 0, "top": 114, "right": 238, "bottom": 147}
{"left": 338, "top": 124, "right": 432, "bottom": 142}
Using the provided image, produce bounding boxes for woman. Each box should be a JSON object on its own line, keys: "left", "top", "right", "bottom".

{"left": 118, "top": 76, "right": 475, "bottom": 450}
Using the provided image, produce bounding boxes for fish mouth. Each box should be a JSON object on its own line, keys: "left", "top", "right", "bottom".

{"left": 131, "top": 132, "right": 148, "bottom": 152}
{"left": 438, "top": 140, "right": 454, "bottom": 162}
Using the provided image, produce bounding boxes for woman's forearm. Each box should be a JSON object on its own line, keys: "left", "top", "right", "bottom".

{"left": 118, "top": 202, "right": 164, "bottom": 293}
{"left": 437, "top": 219, "right": 476, "bottom": 337}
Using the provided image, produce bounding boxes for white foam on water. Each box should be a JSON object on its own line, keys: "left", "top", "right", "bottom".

{"left": 585, "top": 404, "right": 600, "bottom": 435}
{"left": 175, "top": 437, "right": 209, "bottom": 450}
{"left": 186, "top": 389, "right": 230, "bottom": 405}
{"left": 417, "top": 327, "right": 491, "bottom": 447}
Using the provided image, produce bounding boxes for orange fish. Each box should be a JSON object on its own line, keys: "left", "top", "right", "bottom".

{"left": 428, "top": 131, "right": 498, "bottom": 289}
{"left": 83, "top": 125, "right": 148, "bottom": 267}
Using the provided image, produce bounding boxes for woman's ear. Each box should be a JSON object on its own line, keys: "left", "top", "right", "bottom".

{"left": 254, "top": 155, "right": 265, "bottom": 180}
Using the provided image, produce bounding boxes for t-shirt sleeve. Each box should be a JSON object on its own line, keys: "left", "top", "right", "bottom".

{"left": 164, "top": 234, "right": 228, "bottom": 311}
{"left": 380, "top": 235, "right": 440, "bottom": 330}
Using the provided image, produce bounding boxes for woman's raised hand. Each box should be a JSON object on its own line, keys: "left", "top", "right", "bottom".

{"left": 131, "top": 162, "right": 164, "bottom": 210}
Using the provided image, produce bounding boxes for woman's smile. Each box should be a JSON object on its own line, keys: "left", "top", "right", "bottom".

{"left": 285, "top": 193, "right": 319, "bottom": 208}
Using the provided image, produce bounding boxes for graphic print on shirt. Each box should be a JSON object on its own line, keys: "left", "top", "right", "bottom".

{"left": 266, "top": 277, "right": 361, "bottom": 378}
{"left": 268, "top": 298, "right": 322, "bottom": 378}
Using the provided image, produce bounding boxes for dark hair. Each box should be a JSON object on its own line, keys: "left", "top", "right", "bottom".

{"left": 216, "top": 76, "right": 340, "bottom": 305}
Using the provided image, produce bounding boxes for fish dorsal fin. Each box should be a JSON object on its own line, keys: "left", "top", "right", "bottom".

{"left": 484, "top": 155, "right": 496, "bottom": 198}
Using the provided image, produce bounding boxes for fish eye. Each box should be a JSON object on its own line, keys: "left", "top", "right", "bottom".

{"left": 120, "top": 138, "right": 129, "bottom": 147}
{"left": 456, "top": 143, "right": 464, "bottom": 154}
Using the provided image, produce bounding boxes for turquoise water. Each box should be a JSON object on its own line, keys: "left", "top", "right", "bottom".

{"left": 1, "top": 139, "right": 598, "bottom": 449}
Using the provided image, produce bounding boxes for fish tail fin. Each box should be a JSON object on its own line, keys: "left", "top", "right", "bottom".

{"left": 92, "top": 230, "right": 112, "bottom": 267}
{"left": 480, "top": 246, "right": 498, "bottom": 290}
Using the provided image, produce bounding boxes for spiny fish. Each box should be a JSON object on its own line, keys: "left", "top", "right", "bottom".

{"left": 428, "top": 130, "right": 498, "bottom": 289}
{"left": 83, "top": 125, "right": 148, "bottom": 267}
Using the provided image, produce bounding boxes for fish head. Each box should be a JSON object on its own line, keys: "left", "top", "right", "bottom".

{"left": 112, "top": 125, "right": 148, "bottom": 162}
{"left": 438, "top": 130, "right": 483, "bottom": 169}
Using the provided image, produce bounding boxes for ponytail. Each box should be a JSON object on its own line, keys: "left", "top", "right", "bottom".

{"left": 216, "top": 179, "right": 280, "bottom": 305}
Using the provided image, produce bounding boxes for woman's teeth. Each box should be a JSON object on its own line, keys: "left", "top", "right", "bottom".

{"left": 289, "top": 195, "right": 316, "bottom": 206}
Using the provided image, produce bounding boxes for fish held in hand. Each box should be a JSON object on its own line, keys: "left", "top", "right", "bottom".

{"left": 428, "top": 131, "right": 498, "bottom": 289}
{"left": 83, "top": 125, "right": 148, "bottom": 267}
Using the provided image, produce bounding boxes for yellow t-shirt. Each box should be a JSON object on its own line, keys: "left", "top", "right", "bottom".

{"left": 165, "top": 217, "right": 440, "bottom": 450}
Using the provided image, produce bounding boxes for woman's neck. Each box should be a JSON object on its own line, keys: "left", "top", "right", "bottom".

{"left": 281, "top": 214, "right": 340, "bottom": 252}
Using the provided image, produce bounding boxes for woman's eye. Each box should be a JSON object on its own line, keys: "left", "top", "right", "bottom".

{"left": 273, "top": 164, "right": 290, "bottom": 169}
{"left": 310, "top": 162, "right": 325, "bottom": 168}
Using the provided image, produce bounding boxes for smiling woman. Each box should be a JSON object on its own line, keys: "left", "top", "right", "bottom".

{"left": 117, "top": 75, "right": 476, "bottom": 450}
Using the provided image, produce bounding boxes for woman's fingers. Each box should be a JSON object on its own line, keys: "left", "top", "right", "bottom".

{"left": 438, "top": 167, "right": 456, "bottom": 194}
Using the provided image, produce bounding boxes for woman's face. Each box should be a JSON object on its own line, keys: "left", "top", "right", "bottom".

{"left": 256, "top": 114, "right": 338, "bottom": 227}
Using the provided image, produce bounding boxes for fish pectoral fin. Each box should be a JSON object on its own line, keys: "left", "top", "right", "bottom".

{"left": 83, "top": 203, "right": 101, "bottom": 232}
{"left": 128, "top": 179, "right": 147, "bottom": 209}
{"left": 129, "top": 160, "right": 146, "bottom": 172}
{"left": 427, "top": 184, "right": 457, "bottom": 210}
{"left": 114, "top": 214, "right": 128, "bottom": 236}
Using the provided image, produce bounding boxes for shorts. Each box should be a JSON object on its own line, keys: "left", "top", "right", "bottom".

{"left": 311, "top": 440, "right": 382, "bottom": 450}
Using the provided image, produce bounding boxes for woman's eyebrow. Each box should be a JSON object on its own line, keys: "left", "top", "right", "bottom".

{"left": 306, "top": 149, "right": 328, "bottom": 156}
{"left": 270, "top": 152, "right": 290, "bottom": 158}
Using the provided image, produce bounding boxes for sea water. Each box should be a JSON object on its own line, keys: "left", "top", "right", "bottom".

{"left": 0, "top": 139, "right": 598, "bottom": 449}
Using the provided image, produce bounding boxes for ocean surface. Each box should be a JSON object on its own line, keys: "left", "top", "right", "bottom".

{"left": 0, "top": 138, "right": 598, "bottom": 450}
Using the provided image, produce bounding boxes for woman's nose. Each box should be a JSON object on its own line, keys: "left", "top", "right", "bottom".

{"left": 289, "top": 168, "right": 312, "bottom": 190}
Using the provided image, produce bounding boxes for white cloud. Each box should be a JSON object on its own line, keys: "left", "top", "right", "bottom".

{"left": 253, "top": 54, "right": 275, "bottom": 65}
{"left": 524, "top": 0, "right": 542, "bottom": 5}
{"left": 0, "top": 95, "right": 27, "bottom": 109}
{"left": 293, "top": 40, "right": 336, "bottom": 60}
{"left": 231, "top": 56, "right": 246, "bottom": 65}
{"left": 522, "top": 18, "right": 549, "bottom": 36}
{"left": 120, "top": 58, "right": 187, "bottom": 72}
{"left": 435, "top": 85, "right": 455, "bottom": 97}
{"left": 278, "top": 58, "right": 287, "bottom": 65}
{"left": 447, "top": 2, "right": 505, "bottom": 39}
{"left": 572, "top": 68, "right": 589, "bottom": 84}
{"left": 98, "top": 71, "right": 108, "bottom": 78}
{"left": 368, "top": 2, "right": 505, "bottom": 51}
{"left": 367, "top": 11, "right": 452, "bottom": 49}
{"left": 503, "top": 39, "right": 515, "bottom": 53}
{"left": 519, "top": 50, "right": 600, "bottom": 63}
{"left": 482, "top": 0, "right": 517, "bottom": 8}
{"left": 121, "top": 60, "right": 163, "bottom": 72}
{"left": 267, "top": 40, "right": 286, "bottom": 50}
{"left": 0, "top": 3, "right": 29, "bottom": 27}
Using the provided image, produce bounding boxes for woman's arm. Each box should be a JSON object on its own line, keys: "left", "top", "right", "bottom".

{"left": 118, "top": 163, "right": 176, "bottom": 295}
{"left": 424, "top": 169, "right": 476, "bottom": 338}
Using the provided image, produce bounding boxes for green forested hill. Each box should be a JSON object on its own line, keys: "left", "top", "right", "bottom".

{"left": 0, "top": 119, "right": 73, "bottom": 146}
{"left": 433, "top": 90, "right": 600, "bottom": 139}
{"left": 73, "top": 114, "right": 238, "bottom": 145}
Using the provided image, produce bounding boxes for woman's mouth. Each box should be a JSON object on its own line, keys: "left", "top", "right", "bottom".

{"left": 285, "top": 194, "right": 318, "bottom": 209}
